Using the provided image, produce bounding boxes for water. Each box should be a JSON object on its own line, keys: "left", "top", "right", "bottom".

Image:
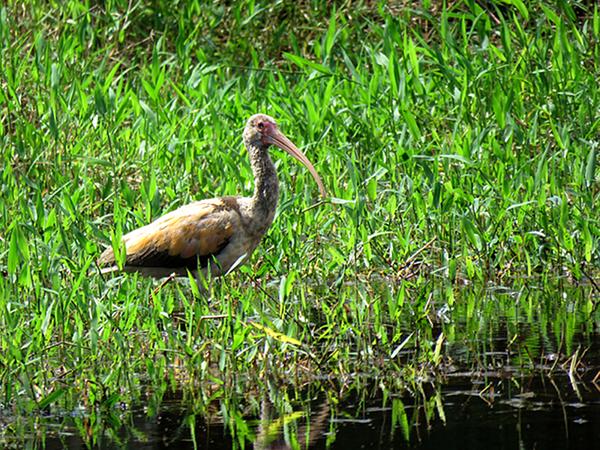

{"left": 36, "top": 368, "right": 600, "bottom": 449}
{"left": 3, "top": 284, "right": 599, "bottom": 449}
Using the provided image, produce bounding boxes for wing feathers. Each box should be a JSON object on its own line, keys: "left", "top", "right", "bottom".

{"left": 98, "top": 199, "right": 240, "bottom": 271}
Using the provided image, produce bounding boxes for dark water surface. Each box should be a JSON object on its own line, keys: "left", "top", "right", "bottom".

{"left": 40, "top": 368, "right": 600, "bottom": 450}
{"left": 5, "top": 285, "right": 600, "bottom": 449}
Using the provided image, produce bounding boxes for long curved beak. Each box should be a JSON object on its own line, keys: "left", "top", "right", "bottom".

{"left": 267, "top": 129, "right": 327, "bottom": 198}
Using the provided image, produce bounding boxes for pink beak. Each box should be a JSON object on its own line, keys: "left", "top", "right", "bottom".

{"left": 266, "top": 129, "right": 327, "bottom": 198}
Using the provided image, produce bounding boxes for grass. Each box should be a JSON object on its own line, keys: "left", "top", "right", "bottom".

{"left": 0, "top": 0, "right": 599, "bottom": 447}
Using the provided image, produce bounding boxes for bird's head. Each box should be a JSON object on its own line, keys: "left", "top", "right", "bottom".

{"left": 243, "top": 113, "right": 279, "bottom": 149}
{"left": 243, "top": 114, "right": 326, "bottom": 197}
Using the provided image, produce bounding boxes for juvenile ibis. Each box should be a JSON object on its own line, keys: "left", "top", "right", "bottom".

{"left": 98, "top": 114, "right": 326, "bottom": 284}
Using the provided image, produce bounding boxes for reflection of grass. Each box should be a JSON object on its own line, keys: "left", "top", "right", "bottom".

{"left": 0, "top": 0, "right": 599, "bottom": 447}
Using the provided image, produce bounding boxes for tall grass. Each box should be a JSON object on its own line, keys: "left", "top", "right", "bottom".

{"left": 0, "top": 0, "right": 598, "bottom": 446}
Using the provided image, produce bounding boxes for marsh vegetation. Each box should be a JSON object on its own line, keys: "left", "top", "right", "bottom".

{"left": 0, "top": 0, "right": 598, "bottom": 448}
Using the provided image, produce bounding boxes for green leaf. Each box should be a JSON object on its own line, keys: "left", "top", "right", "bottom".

{"left": 541, "top": 4, "right": 559, "bottom": 26}
{"left": 283, "top": 53, "right": 332, "bottom": 75}
{"left": 141, "top": 78, "right": 156, "bottom": 101}
{"left": 392, "top": 399, "right": 410, "bottom": 442}
{"left": 501, "top": 0, "right": 529, "bottom": 21}
{"left": 284, "top": 270, "right": 296, "bottom": 297}
{"left": 94, "top": 86, "right": 106, "bottom": 115}
{"left": 406, "top": 37, "right": 419, "bottom": 79}
{"left": 50, "top": 62, "right": 60, "bottom": 89}
{"left": 585, "top": 145, "right": 596, "bottom": 188}
{"left": 366, "top": 178, "right": 377, "bottom": 201}
{"left": 7, "top": 225, "right": 19, "bottom": 276}
{"left": 401, "top": 109, "right": 421, "bottom": 140}
{"left": 388, "top": 51, "right": 399, "bottom": 97}
{"left": 139, "top": 100, "right": 157, "bottom": 123}
{"left": 583, "top": 221, "right": 592, "bottom": 262}
{"left": 38, "top": 388, "right": 66, "bottom": 410}
{"left": 249, "top": 322, "right": 301, "bottom": 346}
{"left": 324, "top": 11, "right": 337, "bottom": 58}
{"left": 433, "top": 332, "right": 444, "bottom": 364}
{"left": 342, "top": 50, "right": 361, "bottom": 83}
{"left": 462, "top": 217, "right": 481, "bottom": 251}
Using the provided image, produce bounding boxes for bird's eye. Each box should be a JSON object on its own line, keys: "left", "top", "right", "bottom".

{"left": 257, "top": 122, "right": 265, "bottom": 131}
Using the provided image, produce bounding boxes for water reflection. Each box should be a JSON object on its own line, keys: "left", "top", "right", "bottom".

{"left": 254, "top": 399, "right": 329, "bottom": 450}
{"left": 27, "top": 368, "right": 598, "bottom": 449}
{"left": 2, "top": 284, "right": 599, "bottom": 449}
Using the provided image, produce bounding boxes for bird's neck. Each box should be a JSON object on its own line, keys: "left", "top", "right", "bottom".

{"left": 249, "top": 145, "right": 279, "bottom": 234}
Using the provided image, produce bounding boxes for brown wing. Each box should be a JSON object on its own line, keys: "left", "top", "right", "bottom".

{"left": 98, "top": 199, "right": 239, "bottom": 271}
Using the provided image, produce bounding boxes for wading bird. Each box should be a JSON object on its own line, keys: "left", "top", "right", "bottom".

{"left": 98, "top": 114, "right": 326, "bottom": 285}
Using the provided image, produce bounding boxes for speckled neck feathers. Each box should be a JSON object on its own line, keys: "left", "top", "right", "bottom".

{"left": 247, "top": 143, "right": 279, "bottom": 236}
